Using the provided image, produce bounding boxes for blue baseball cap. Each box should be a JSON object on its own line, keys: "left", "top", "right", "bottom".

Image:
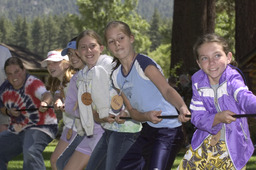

{"left": 61, "top": 40, "right": 76, "bottom": 56}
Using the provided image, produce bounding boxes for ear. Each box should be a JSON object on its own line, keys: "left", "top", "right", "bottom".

{"left": 196, "top": 60, "right": 202, "bottom": 69}
{"left": 130, "top": 35, "right": 135, "bottom": 43}
{"left": 227, "top": 52, "right": 232, "bottom": 64}
{"left": 100, "top": 45, "right": 104, "bottom": 53}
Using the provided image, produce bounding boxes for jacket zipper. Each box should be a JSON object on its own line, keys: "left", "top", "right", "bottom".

{"left": 240, "top": 122, "right": 248, "bottom": 140}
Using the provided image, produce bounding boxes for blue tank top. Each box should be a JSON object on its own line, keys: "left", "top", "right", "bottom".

{"left": 112, "top": 54, "right": 181, "bottom": 128}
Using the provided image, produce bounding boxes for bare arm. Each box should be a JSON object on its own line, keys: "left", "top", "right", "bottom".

{"left": 92, "top": 109, "right": 115, "bottom": 124}
{"left": 144, "top": 65, "right": 191, "bottom": 122}
{"left": 53, "top": 92, "right": 65, "bottom": 112}
{"left": 122, "top": 92, "right": 162, "bottom": 124}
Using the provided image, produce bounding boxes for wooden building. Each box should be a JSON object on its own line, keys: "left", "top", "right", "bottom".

{"left": 240, "top": 47, "right": 256, "bottom": 95}
{"left": 1, "top": 43, "right": 64, "bottom": 127}
{"left": 0, "top": 43, "right": 49, "bottom": 83}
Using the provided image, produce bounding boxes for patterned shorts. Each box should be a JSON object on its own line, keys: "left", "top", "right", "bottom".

{"left": 177, "top": 136, "right": 246, "bottom": 170}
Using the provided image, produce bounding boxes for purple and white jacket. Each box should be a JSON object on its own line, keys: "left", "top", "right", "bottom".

{"left": 190, "top": 65, "right": 256, "bottom": 170}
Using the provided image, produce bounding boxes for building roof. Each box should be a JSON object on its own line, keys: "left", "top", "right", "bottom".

{"left": 0, "top": 43, "right": 46, "bottom": 70}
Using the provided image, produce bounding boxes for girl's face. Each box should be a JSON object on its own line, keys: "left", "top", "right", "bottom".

{"left": 77, "top": 35, "right": 104, "bottom": 69}
{"left": 196, "top": 42, "right": 232, "bottom": 85}
{"left": 67, "top": 48, "right": 84, "bottom": 70}
{"left": 47, "top": 60, "right": 69, "bottom": 80}
{"left": 5, "top": 64, "right": 26, "bottom": 90}
{"left": 105, "top": 26, "right": 134, "bottom": 60}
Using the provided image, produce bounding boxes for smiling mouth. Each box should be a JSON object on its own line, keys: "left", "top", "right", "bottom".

{"left": 13, "top": 79, "right": 18, "bottom": 82}
{"left": 86, "top": 55, "right": 93, "bottom": 58}
{"left": 209, "top": 68, "right": 217, "bottom": 71}
{"left": 50, "top": 70, "right": 56, "bottom": 74}
{"left": 72, "top": 60, "right": 79, "bottom": 64}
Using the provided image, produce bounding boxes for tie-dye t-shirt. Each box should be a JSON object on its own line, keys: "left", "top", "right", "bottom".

{"left": 0, "top": 74, "right": 57, "bottom": 138}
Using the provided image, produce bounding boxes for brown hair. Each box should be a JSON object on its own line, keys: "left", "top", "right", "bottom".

{"left": 76, "top": 30, "right": 103, "bottom": 49}
{"left": 193, "top": 33, "right": 237, "bottom": 66}
{"left": 4, "top": 57, "right": 25, "bottom": 72}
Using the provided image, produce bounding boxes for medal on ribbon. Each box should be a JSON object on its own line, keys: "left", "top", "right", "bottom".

{"left": 111, "top": 95, "right": 123, "bottom": 113}
{"left": 66, "top": 128, "right": 73, "bottom": 141}
{"left": 81, "top": 92, "right": 92, "bottom": 105}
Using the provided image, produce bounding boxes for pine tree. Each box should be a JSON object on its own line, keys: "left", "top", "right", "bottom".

{"left": 148, "top": 8, "right": 162, "bottom": 51}
{"left": 31, "top": 17, "right": 44, "bottom": 55}
{"left": 73, "top": 0, "right": 151, "bottom": 53}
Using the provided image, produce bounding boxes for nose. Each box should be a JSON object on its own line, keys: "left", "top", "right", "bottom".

{"left": 8, "top": 72, "right": 18, "bottom": 80}
{"left": 87, "top": 47, "right": 92, "bottom": 52}
{"left": 47, "top": 63, "right": 54, "bottom": 69}
{"left": 209, "top": 57, "right": 215, "bottom": 65}
{"left": 114, "top": 40, "right": 120, "bottom": 46}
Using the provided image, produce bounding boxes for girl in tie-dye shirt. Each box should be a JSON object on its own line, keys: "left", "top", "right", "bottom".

{"left": 0, "top": 57, "right": 57, "bottom": 170}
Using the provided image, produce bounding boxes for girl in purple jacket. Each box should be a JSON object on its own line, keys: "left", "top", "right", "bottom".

{"left": 178, "top": 33, "right": 256, "bottom": 170}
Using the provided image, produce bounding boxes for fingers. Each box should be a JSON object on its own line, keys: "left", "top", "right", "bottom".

{"left": 102, "top": 115, "right": 115, "bottom": 124}
{"left": 115, "top": 115, "right": 125, "bottom": 124}
{"left": 222, "top": 110, "right": 236, "bottom": 124}
{"left": 149, "top": 111, "right": 162, "bottom": 124}
{"left": 226, "top": 118, "right": 236, "bottom": 124}
{"left": 178, "top": 114, "right": 190, "bottom": 123}
{"left": 39, "top": 106, "right": 48, "bottom": 113}
{"left": 9, "top": 109, "right": 20, "bottom": 117}
{"left": 54, "top": 99, "right": 64, "bottom": 110}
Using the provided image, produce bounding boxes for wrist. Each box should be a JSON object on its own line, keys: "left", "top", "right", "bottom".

{"left": 101, "top": 117, "right": 107, "bottom": 123}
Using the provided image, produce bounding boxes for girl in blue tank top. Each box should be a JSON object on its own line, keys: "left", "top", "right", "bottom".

{"left": 104, "top": 21, "right": 191, "bottom": 170}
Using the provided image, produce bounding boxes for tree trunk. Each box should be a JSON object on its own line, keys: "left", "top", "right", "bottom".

{"left": 171, "top": 0, "right": 215, "bottom": 75}
{"left": 235, "top": 0, "right": 256, "bottom": 62}
{"left": 236, "top": 0, "right": 256, "bottom": 147}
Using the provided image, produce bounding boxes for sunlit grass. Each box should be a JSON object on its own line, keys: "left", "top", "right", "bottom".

{"left": 8, "top": 139, "right": 58, "bottom": 170}
{"left": 7, "top": 140, "right": 256, "bottom": 170}
{"left": 171, "top": 150, "right": 185, "bottom": 169}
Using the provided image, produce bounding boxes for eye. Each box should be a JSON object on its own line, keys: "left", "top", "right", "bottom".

{"left": 67, "top": 52, "right": 73, "bottom": 57}
{"left": 79, "top": 45, "right": 86, "bottom": 49}
{"left": 215, "top": 54, "right": 221, "bottom": 58}
{"left": 89, "top": 44, "right": 96, "bottom": 50}
{"left": 108, "top": 40, "right": 114, "bottom": 45}
{"left": 200, "top": 56, "right": 208, "bottom": 61}
{"left": 119, "top": 36, "right": 124, "bottom": 41}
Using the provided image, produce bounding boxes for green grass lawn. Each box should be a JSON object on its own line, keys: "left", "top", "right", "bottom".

{"left": 7, "top": 139, "right": 58, "bottom": 170}
{"left": 7, "top": 140, "right": 256, "bottom": 170}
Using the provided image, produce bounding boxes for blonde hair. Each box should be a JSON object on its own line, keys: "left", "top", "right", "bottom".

{"left": 46, "top": 49, "right": 76, "bottom": 93}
